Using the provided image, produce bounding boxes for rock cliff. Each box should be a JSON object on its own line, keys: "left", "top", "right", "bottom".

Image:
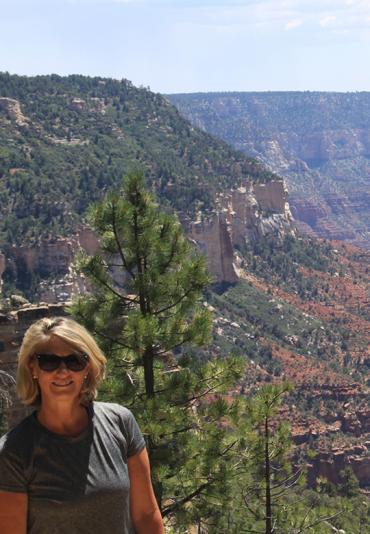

{"left": 1, "top": 181, "right": 295, "bottom": 295}
{"left": 1, "top": 227, "right": 99, "bottom": 302}
{"left": 168, "top": 92, "right": 370, "bottom": 250}
{"left": 189, "top": 180, "right": 296, "bottom": 283}
{"left": 307, "top": 443, "right": 370, "bottom": 488}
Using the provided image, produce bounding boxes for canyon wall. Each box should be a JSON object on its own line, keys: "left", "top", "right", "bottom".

{"left": 189, "top": 180, "right": 296, "bottom": 283}
{"left": 168, "top": 93, "right": 370, "bottom": 250}
{"left": 0, "top": 227, "right": 99, "bottom": 303}
{"left": 248, "top": 130, "right": 370, "bottom": 248}
{"left": 1, "top": 181, "right": 296, "bottom": 295}
{"left": 307, "top": 443, "right": 370, "bottom": 488}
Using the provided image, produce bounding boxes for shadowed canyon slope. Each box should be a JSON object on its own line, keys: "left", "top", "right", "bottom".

{"left": 168, "top": 92, "right": 370, "bottom": 250}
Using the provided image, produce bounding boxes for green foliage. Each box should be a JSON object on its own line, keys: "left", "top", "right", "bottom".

{"left": 243, "top": 235, "right": 337, "bottom": 299}
{"left": 240, "top": 383, "right": 297, "bottom": 534}
{"left": 338, "top": 465, "right": 360, "bottom": 498}
{"left": 0, "top": 72, "right": 276, "bottom": 250}
{"left": 191, "top": 384, "right": 365, "bottom": 534}
{"left": 73, "top": 170, "right": 212, "bottom": 368}
{"left": 71, "top": 170, "right": 246, "bottom": 528}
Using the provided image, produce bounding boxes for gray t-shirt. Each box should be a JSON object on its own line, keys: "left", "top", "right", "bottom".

{"left": 0, "top": 401, "right": 146, "bottom": 534}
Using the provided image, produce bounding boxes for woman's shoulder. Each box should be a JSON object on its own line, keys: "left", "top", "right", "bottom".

{"left": 0, "top": 412, "right": 36, "bottom": 456}
{"left": 92, "top": 401, "right": 134, "bottom": 421}
{"left": 92, "top": 402, "right": 145, "bottom": 457}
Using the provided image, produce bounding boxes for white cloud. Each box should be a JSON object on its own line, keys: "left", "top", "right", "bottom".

{"left": 285, "top": 18, "right": 303, "bottom": 29}
{"left": 319, "top": 14, "right": 337, "bottom": 26}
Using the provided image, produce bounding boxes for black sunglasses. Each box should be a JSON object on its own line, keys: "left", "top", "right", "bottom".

{"left": 35, "top": 353, "right": 89, "bottom": 372}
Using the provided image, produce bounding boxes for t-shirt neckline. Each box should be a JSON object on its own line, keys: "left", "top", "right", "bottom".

{"left": 31, "top": 403, "right": 93, "bottom": 443}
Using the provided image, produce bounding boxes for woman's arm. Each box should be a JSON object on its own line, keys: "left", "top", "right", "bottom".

{"left": 0, "top": 491, "right": 27, "bottom": 534}
{"left": 128, "top": 447, "right": 165, "bottom": 534}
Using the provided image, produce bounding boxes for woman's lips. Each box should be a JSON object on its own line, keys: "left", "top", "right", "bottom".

{"left": 52, "top": 381, "right": 73, "bottom": 387}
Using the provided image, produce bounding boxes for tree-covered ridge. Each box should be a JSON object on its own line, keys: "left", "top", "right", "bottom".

{"left": 0, "top": 73, "right": 276, "bottom": 246}
{"left": 168, "top": 91, "right": 370, "bottom": 136}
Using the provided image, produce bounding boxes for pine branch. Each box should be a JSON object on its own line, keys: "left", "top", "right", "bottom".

{"left": 172, "top": 381, "right": 230, "bottom": 406}
{"left": 153, "top": 286, "right": 195, "bottom": 315}
{"left": 295, "top": 511, "right": 343, "bottom": 533}
{"left": 93, "top": 328, "right": 137, "bottom": 352}
{"left": 242, "top": 495, "right": 261, "bottom": 520}
{"left": 158, "top": 231, "right": 179, "bottom": 275}
{"left": 162, "top": 480, "right": 214, "bottom": 517}
{"left": 90, "top": 271, "right": 136, "bottom": 304}
{"left": 111, "top": 198, "right": 136, "bottom": 279}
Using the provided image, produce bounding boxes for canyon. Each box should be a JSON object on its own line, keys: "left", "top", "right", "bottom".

{"left": 168, "top": 92, "right": 370, "bottom": 250}
{"left": 1, "top": 179, "right": 295, "bottom": 296}
{"left": 0, "top": 77, "right": 369, "bottom": 496}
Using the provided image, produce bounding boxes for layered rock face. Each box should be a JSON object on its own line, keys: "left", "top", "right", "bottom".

{"left": 1, "top": 182, "right": 295, "bottom": 294}
{"left": 168, "top": 93, "right": 370, "bottom": 250}
{"left": 255, "top": 130, "right": 370, "bottom": 248}
{"left": 287, "top": 403, "right": 370, "bottom": 487}
{"left": 189, "top": 180, "right": 296, "bottom": 283}
{"left": 1, "top": 227, "right": 99, "bottom": 302}
{"left": 307, "top": 443, "right": 370, "bottom": 488}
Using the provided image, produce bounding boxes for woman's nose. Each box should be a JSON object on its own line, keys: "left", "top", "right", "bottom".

{"left": 56, "top": 360, "right": 69, "bottom": 373}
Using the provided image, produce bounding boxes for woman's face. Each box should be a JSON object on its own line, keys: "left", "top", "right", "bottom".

{"left": 28, "top": 335, "right": 90, "bottom": 406}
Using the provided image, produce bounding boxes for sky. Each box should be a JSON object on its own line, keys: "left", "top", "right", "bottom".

{"left": 1, "top": 0, "right": 370, "bottom": 93}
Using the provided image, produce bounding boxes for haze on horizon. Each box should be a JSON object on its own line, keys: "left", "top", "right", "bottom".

{"left": 1, "top": 0, "right": 370, "bottom": 94}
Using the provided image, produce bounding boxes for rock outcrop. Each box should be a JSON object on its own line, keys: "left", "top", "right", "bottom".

{"left": 168, "top": 93, "right": 370, "bottom": 250}
{"left": 0, "top": 254, "right": 5, "bottom": 293}
{"left": 1, "top": 227, "right": 99, "bottom": 302}
{"left": 0, "top": 97, "right": 29, "bottom": 126}
{"left": 307, "top": 443, "right": 370, "bottom": 488}
{"left": 190, "top": 213, "right": 238, "bottom": 283}
{"left": 189, "top": 180, "right": 296, "bottom": 283}
{"left": 1, "top": 181, "right": 295, "bottom": 294}
{"left": 341, "top": 407, "right": 370, "bottom": 436}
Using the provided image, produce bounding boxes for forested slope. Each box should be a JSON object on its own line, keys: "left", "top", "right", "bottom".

{"left": 0, "top": 74, "right": 275, "bottom": 247}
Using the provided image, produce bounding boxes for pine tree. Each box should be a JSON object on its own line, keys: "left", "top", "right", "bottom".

{"left": 224, "top": 383, "right": 343, "bottom": 534}
{"left": 338, "top": 466, "right": 360, "bottom": 498}
{"left": 72, "top": 170, "right": 244, "bottom": 529}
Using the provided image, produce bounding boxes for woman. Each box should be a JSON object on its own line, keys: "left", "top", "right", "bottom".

{"left": 0, "top": 316, "right": 164, "bottom": 534}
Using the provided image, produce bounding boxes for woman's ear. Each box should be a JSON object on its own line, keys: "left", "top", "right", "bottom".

{"left": 28, "top": 358, "right": 37, "bottom": 378}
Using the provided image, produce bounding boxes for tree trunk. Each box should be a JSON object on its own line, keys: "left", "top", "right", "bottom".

{"left": 265, "top": 414, "right": 272, "bottom": 534}
{"left": 143, "top": 345, "right": 155, "bottom": 399}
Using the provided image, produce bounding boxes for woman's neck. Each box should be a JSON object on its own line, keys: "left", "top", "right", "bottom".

{"left": 37, "top": 401, "right": 89, "bottom": 437}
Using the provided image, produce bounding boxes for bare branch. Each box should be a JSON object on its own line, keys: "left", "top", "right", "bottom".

{"left": 162, "top": 480, "right": 213, "bottom": 517}
{"left": 295, "top": 511, "right": 343, "bottom": 533}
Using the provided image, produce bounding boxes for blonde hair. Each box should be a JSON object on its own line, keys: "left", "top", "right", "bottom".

{"left": 17, "top": 316, "right": 107, "bottom": 406}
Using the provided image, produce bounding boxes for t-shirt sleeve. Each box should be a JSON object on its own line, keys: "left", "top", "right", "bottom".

{"left": 0, "top": 435, "right": 28, "bottom": 493}
{"left": 123, "top": 409, "right": 146, "bottom": 458}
